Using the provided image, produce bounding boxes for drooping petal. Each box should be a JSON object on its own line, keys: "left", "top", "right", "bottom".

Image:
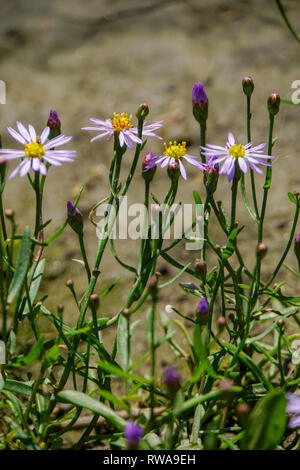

{"left": 19, "top": 159, "right": 32, "bottom": 177}
{"left": 179, "top": 160, "right": 187, "bottom": 180}
{"left": 238, "top": 157, "right": 248, "bottom": 173}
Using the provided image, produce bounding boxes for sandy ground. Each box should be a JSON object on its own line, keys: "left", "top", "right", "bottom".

{"left": 1, "top": 0, "right": 300, "bottom": 366}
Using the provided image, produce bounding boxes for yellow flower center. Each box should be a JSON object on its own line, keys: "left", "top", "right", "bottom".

{"left": 163, "top": 141, "right": 187, "bottom": 160}
{"left": 228, "top": 144, "right": 245, "bottom": 159}
{"left": 24, "top": 137, "right": 45, "bottom": 159}
{"left": 111, "top": 112, "right": 133, "bottom": 132}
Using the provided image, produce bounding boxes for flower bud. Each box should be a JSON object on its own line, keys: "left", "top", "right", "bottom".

{"left": 203, "top": 156, "right": 219, "bottom": 194}
{"left": 167, "top": 161, "right": 180, "bottom": 183}
{"left": 4, "top": 208, "right": 14, "bottom": 220}
{"left": 219, "top": 378, "right": 234, "bottom": 399}
{"left": 195, "top": 297, "right": 209, "bottom": 325}
{"left": 67, "top": 201, "right": 83, "bottom": 235}
{"left": 149, "top": 275, "right": 158, "bottom": 293}
{"left": 295, "top": 233, "right": 300, "bottom": 271}
{"left": 217, "top": 316, "right": 226, "bottom": 330}
{"left": 89, "top": 293, "right": 100, "bottom": 310}
{"left": 242, "top": 76, "right": 254, "bottom": 97}
{"left": 163, "top": 366, "right": 181, "bottom": 395}
{"left": 267, "top": 93, "right": 280, "bottom": 116}
{"left": 194, "top": 258, "right": 207, "bottom": 282}
{"left": 122, "top": 307, "right": 131, "bottom": 316}
{"left": 0, "top": 156, "right": 6, "bottom": 177}
{"left": 192, "top": 82, "right": 208, "bottom": 125}
{"left": 124, "top": 421, "right": 143, "bottom": 450}
{"left": 66, "top": 279, "right": 74, "bottom": 288}
{"left": 236, "top": 402, "right": 251, "bottom": 426}
{"left": 136, "top": 103, "right": 149, "bottom": 120}
{"left": 47, "top": 110, "right": 61, "bottom": 138}
{"left": 142, "top": 152, "right": 156, "bottom": 183}
{"left": 256, "top": 242, "right": 268, "bottom": 260}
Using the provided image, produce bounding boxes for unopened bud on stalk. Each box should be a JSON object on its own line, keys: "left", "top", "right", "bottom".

{"left": 219, "top": 378, "right": 234, "bottom": 399}
{"left": 89, "top": 293, "right": 100, "bottom": 310}
{"left": 194, "top": 258, "right": 207, "bottom": 282}
{"left": 163, "top": 366, "right": 181, "bottom": 395}
{"left": 66, "top": 279, "right": 74, "bottom": 288}
{"left": 136, "top": 103, "right": 149, "bottom": 120}
{"left": 67, "top": 201, "right": 83, "bottom": 235}
{"left": 0, "top": 156, "right": 6, "bottom": 177}
{"left": 149, "top": 275, "right": 158, "bottom": 293}
{"left": 167, "top": 161, "right": 180, "bottom": 183}
{"left": 192, "top": 82, "right": 208, "bottom": 125}
{"left": 267, "top": 93, "right": 280, "bottom": 116}
{"left": 236, "top": 402, "right": 251, "bottom": 425}
{"left": 142, "top": 152, "right": 156, "bottom": 182}
{"left": 203, "top": 156, "right": 219, "bottom": 195}
{"left": 122, "top": 307, "right": 131, "bottom": 316}
{"left": 57, "top": 304, "right": 64, "bottom": 316}
{"left": 47, "top": 110, "right": 61, "bottom": 138}
{"left": 195, "top": 297, "right": 209, "bottom": 325}
{"left": 242, "top": 76, "right": 254, "bottom": 97}
{"left": 257, "top": 242, "right": 268, "bottom": 260}
{"left": 217, "top": 316, "right": 226, "bottom": 330}
{"left": 4, "top": 208, "right": 14, "bottom": 220}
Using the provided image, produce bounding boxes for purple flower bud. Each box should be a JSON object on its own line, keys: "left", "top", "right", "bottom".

{"left": 267, "top": 93, "right": 280, "bottom": 116}
{"left": 142, "top": 152, "right": 156, "bottom": 182}
{"left": 192, "top": 83, "right": 208, "bottom": 106}
{"left": 163, "top": 366, "right": 181, "bottom": 394}
{"left": 124, "top": 420, "right": 143, "bottom": 449}
{"left": 195, "top": 297, "right": 209, "bottom": 324}
{"left": 242, "top": 76, "right": 254, "bottom": 97}
{"left": 203, "top": 156, "right": 219, "bottom": 193}
{"left": 192, "top": 83, "right": 208, "bottom": 124}
{"left": 67, "top": 201, "right": 83, "bottom": 234}
{"left": 47, "top": 110, "right": 61, "bottom": 137}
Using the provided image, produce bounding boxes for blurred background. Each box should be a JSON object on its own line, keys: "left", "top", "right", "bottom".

{"left": 1, "top": 0, "right": 300, "bottom": 356}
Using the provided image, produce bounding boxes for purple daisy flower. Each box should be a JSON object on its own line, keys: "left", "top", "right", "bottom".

{"left": 82, "top": 112, "right": 163, "bottom": 150}
{"left": 286, "top": 393, "right": 300, "bottom": 428}
{"left": 0, "top": 122, "right": 76, "bottom": 180}
{"left": 144, "top": 140, "right": 205, "bottom": 180}
{"left": 201, "top": 132, "right": 273, "bottom": 182}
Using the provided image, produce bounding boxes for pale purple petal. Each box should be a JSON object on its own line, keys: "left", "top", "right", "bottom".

{"left": 28, "top": 125, "right": 37, "bottom": 142}
{"left": 16, "top": 122, "right": 31, "bottom": 142}
{"left": 122, "top": 132, "right": 134, "bottom": 149}
{"left": 288, "top": 415, "right": 300, "bottom": 428}
{"left": 227, "top": 132, "right": 235, "bottom": 146}
{"left": 7, "top": 127, "right": 26, "bottom": 145}
{"left": 40, "top": 126, "right": 50, "bottom": 144}
{"left": 179, "top": 160, "right": 187, "bottom": 180}
{"left": 20, "top": 160, "right": 32, "bottom": 177}
{"left": 119, "top": 131, "right": 125, "bottom": 147}
{"left": 160, "top": 156, "right": 170, "bottom": 168}
{"left": 238, "top": 157, "right": 248, "bottom": 173}
{"left": 286, "top": 393, "right": 300, "bottom": 414}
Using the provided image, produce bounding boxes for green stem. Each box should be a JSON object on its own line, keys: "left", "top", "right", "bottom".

{"left": 79, "top": 232, "right": 91, "bottom": 282}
